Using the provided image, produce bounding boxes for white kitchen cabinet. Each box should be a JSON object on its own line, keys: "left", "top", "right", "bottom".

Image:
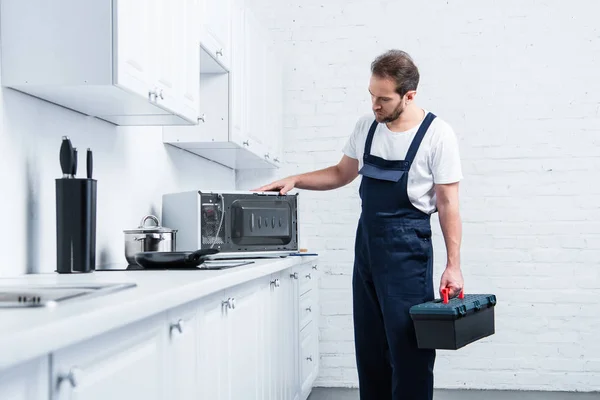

{"left": 51, "top": 313, "right": 167, "bottom": 400}
{"left": 0, "top": 0, "right": 201, "bottom": 126}
{"left": 165, "top": 301, "right": 200, "bottom": 400}
{"left": 0, "top": 356, "right": 48, "bottom": 400}
{"left": 0, "top": 260, "right": 319, "bottom": 400}
{"left": 162, "top": 0, "right": 284, "bottom": 170}
{"left": 201, "top": 0, "right": 232, "bottom": 71}
{"left": 196, "top": 291, "right": 229, "bottom": 400}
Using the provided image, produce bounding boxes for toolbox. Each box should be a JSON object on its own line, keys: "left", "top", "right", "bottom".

{"left": 409, "top": 288, "right": 497, "bottom": 350}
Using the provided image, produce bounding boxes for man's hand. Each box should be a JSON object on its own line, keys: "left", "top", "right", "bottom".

{"left": 440, "top": 266, "right": 463, "bottom": 299}
{"left": 252, "top": 176, "right": 297, "bottom": 195}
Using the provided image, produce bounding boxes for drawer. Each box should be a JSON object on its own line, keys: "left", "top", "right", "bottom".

{"left": 300, "top": 321, "right": 317, "bottom": 387}
{"left": 299, "top": 290, "right": 314, "bottom": 331}
{"left": 299, "top": 269, "right": 315, "bottom": 296}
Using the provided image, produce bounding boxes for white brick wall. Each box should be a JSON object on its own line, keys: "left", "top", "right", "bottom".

{"left": 238, "top": 0, "right": 600, "bottom": 392}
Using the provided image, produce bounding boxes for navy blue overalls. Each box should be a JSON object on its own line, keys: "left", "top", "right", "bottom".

{"left": 352, "top": 112, "right": 437, "bottom": 400}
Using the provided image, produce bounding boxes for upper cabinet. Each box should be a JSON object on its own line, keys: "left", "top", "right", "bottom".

{"left": 201, "top": 0, "right": 232, "bottom": 72}
{"left": 0, "top": 0, "right": 284, "bottom": 169}
{"left": 0, "top": 0, "right": 201, "bottom": 126}
{"left": 163, "top": 0, "right": 284, "bottom": 170}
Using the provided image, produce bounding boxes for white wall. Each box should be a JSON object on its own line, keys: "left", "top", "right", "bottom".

{"left": 0, "top": 79, "right": 235, "bottom": 277}
{"left": 238, "top": 0, "right": 600, "bottom": 392}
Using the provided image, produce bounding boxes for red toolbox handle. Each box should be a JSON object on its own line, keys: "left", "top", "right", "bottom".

{"left": 442, "top": 287, "right": 465, "bottom": 304}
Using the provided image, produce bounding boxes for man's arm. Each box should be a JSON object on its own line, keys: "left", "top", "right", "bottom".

{"left": 436, "top": 182, "right": 464, "bottom": 297}
{"left": 295, "top": 155, "right": 359, "bottom": 190}
{"left": 252, "top": 155, "right": 359, "bottom": 194}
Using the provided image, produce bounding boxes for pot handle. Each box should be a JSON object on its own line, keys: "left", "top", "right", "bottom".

{"left": 139, "top": 215, "right": 160, "bottom": 228}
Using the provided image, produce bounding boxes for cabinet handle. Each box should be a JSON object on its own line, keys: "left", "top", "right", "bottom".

{"left": 312, "top": 264, "right": 317, "bottom": 270}
{"left": 306, "top": 306, "right": 312, "bottom": 312}
{"left": 216, "top": 48, "right": 223, "bottom": 56}
{"left": 170, "top": 318, "right": 184, "bottom": 335}
{"left": 273, "top": 157, "right": 280, "bottom": 163}
{"left": 158, "top": 89, "right": 164, "bottom": 100}
{"left": 198, "top": 114, "right": 206, "bottom": 123}
{"left": 306, "top": 356, "right": 313, "bottom": 362}
{"left": 57, "top": 367, "right": 82, "bottom": 389}
{"left": 264, "top": 153, "right": 270, "bottom": 159}
{"left": 243, "top": 140, "right": 249, "bottom": 146}
{"left": 270, "top": 278, "right": 280, "bottom": 288}
{"left": 148, "top": 89, "right": 157, "bottom": 101}
{"left": 222, "top": 297, "right": 235, "bottom": 310}
{"left": 306, "top": 273, "right": 312, "bottom": 280}
{"left": 290, "top": 272, "right": 298, "bottom": 279}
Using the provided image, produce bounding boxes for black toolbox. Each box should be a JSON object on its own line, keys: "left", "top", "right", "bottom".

{"left": 409, "top": 288, "right": 497, "bottom": 350}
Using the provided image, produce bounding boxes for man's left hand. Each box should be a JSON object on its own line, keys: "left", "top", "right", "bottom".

{"left": 439, "top": 266, "right": 464, "bottom": 299}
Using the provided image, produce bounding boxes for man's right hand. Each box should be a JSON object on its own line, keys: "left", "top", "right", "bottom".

{"left": 252, "top": 176, "right": 297, "bottom": 195}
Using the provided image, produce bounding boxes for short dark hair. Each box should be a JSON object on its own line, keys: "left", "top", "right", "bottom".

{"left": 371, "top": 50, "right": 420, "bottom": 97}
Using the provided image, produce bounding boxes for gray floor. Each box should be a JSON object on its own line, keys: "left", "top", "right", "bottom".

{"left": 308, "top": 387, "right": 600, "bottom": 400}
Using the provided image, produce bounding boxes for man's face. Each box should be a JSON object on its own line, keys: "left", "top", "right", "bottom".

{"left": 369, "top": 75, "right": 406, "bottom": 123}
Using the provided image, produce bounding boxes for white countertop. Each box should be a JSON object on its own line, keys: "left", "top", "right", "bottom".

{"left": 0, "top": 256, "right": 316, "bottom": 371}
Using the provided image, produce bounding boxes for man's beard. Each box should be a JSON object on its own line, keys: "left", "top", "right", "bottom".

{"left": 375, "top": 102, "right": 404, "bottom": 123}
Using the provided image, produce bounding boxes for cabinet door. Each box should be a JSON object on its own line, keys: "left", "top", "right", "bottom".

{"left": 202, "top": 0, "right": 232, "bottom": 68}
{"left": 244, "top": 9, "right": 267, "bottom": 154}
{"left": 264, "top": 45, "right": 283, "bottom": 166}
{"left": 114, "top": 0, "right": 153, "bottom": 99}
{"left": 229, "top": 0, "right": 247, "bottom": 146}
{"left": 197, "top": 291, "right": 228, "bottom": 400}
{"left": 0, "top": 357, "right": 48, "bottom": 400}
{"left": 180, "top": 0, "right": 201, "bottom": 122}
{"left": 166, "top": 301, "right": 199, "bottom": 400}
{"left": 152, "top": 0, "right": 187, "bottom": 117}
{"left": 225, "top": 280, "right": 262, "bottom": 400}
{"left": 51, "top": 314, "right": 166, "bottom": 400}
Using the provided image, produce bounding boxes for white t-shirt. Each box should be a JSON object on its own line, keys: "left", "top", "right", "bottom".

{"left": 342, "top": 110, "right": 463, "bottom": 214}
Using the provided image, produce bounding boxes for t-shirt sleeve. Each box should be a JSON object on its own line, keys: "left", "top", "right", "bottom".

{"left": 342, "top": 118, "right": 362, "bottom": 160}
{"left": 430, "top": 122, "right": 463, "bottom": 184}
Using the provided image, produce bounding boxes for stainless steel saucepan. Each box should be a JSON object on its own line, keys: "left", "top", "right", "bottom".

{"left": 124, "top": 215, "right": 177, "bottom": 265}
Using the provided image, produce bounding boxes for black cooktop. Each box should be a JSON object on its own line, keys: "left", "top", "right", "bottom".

{"left": 95, "top": 259, "right": 255, "bottom": 271}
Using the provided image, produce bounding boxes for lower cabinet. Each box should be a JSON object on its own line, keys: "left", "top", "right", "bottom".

{"left": 51, "top": 313, "right": 167, "bottom": 400}
{"left": 0, "top": 356, "right": 48, "bottom": 400}
{"left": 0, "top": 260, "right": 319, "bottom": 400}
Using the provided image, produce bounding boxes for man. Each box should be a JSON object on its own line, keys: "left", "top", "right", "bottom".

{"left": 253, "top": 49, "right": 464, "bottom": 400}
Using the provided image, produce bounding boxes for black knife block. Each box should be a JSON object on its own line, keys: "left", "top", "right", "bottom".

{"left": 55, "top": 178, "right": 97, "bottom": 273}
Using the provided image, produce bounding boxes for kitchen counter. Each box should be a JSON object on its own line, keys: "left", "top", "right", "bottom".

{"left": 0, "top": 255, "right": 315, "bottom": 372}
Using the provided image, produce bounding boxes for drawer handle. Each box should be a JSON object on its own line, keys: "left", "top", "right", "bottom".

{"left": 57, "top": 367, "right": 82, "bottom": 388}
{"left": 306, "top": 273, "right": 312, "bottom": 280}
{"left": 290, "top": 272, "right": 298, "bottom": 279}
{"left": 306, "top": 306, "right": 312, "bottom": 312}
{"left": 312, "top": 264, "right": 317, "bottom": 270}
{"left": 222, "top": 297, "right": 235, "bottom": 310}
{"left": 170, "top": 319, "right": 185, "bottom": 335}
{"left": 216, "top": 48, "right": 223, "bottom": 56}
{"left": 306, "top": 356, "right": 313, "bottom": 362}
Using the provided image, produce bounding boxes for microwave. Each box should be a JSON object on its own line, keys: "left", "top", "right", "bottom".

{"left": 162, "top": 190, "right": 299, "bottom": 259}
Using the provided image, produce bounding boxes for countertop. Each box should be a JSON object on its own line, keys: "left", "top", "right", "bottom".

{"left": 0, "top": 255, "right": 316, "bottom": 371}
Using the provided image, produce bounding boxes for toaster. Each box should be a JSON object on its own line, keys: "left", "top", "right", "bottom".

{"left": 162, "top": 190, "right": 299, "bottom": 259}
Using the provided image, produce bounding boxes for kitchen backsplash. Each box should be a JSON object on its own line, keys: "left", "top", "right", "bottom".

{"left": 0, "top": 81, "right": 235, "bottom": 277}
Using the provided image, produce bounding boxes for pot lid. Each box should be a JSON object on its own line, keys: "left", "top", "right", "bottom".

{"left": 123, "top": 215, "right": 177, "bottom": 234}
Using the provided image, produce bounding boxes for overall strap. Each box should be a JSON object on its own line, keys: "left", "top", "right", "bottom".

{"left": 404, "top": 112, "right": 436, "bottom": 164}
{"left": 363, "top": 120, "right": 379, "bottom": 157}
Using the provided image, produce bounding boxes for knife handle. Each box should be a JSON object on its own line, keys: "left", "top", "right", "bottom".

{"left": 86, "top": 148, "right": 93, "bottom": 179}
{"left": 59, "top": 136, "right": 74, "bottom": 178}
{"left": 72, "top": 148, "right": 78, "bottom": 177}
